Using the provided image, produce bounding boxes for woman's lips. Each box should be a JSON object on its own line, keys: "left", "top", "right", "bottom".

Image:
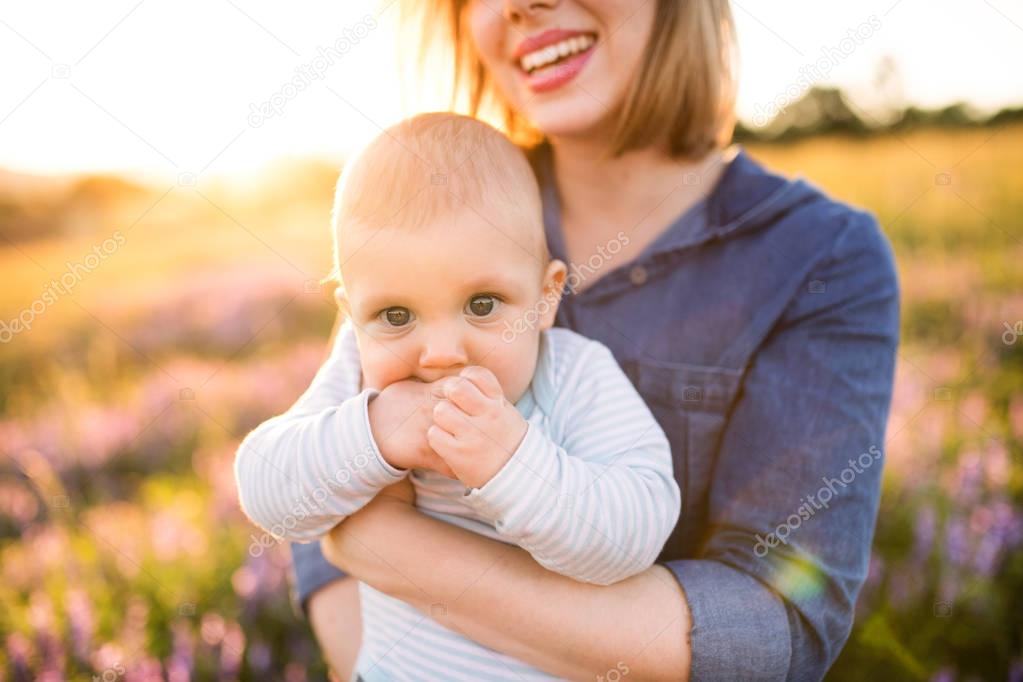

{"left": 518, "top": 42, "right": 596, "bottom": 94}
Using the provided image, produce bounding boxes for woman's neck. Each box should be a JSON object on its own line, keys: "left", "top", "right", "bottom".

{"left": 548, "top": 135, "right": 727, "bottom": 240}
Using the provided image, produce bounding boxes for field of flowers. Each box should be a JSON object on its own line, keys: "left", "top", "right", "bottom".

{"left": 1, "top": 124, "right": 1021, "bottom": 680}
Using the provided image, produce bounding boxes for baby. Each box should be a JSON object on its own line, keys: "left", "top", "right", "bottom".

{"left": 234, "top": 113, "right": 681, "bottom": 681}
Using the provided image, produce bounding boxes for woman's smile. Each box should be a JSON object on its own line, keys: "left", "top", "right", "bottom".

{"left": 467, "top": 0, "right": 655, "bottom": 140}
{"left": 513, "top": 29, "right": 598, "bottom": 93}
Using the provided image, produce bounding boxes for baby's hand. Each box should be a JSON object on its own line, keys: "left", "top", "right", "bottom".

{"left": 368, "top": 380, "right": 457, "bottom": 479}
{"left": 427, "top": 366, "right": 528, "bottom": 490}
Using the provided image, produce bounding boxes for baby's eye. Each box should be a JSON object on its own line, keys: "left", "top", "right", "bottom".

{"left": 379, "top": 307, "right": 413, "bottom": 327}
{"left": 466, "top": 295, "right": 498, "bottom": 317}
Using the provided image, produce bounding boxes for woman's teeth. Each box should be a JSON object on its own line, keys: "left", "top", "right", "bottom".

{"left": 520, "top": 34, "right": 595, "bottom": 74}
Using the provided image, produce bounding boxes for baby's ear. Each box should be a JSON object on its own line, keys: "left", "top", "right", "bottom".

{"left": 538, "top": 259, "right": 567, "bottom": 330}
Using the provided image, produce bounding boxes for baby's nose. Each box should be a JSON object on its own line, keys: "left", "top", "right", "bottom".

{"left": 419, "top": 330, "right": 468, "bottom": 370}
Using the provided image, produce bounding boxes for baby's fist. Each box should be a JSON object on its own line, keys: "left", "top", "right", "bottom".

{"left": 427, "top": 366, "right": 527, "bottom": 489}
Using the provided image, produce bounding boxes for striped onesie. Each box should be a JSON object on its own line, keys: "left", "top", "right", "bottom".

{"left": 235, "top": 321, "right": 681, "bottom": 681}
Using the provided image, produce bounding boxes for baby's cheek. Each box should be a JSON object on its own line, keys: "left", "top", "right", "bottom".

{"left": 360, "top": 348, "right": 411, "bottom": 391}
{"left": 485, "top": 335, "right": 540, "bottom": 403}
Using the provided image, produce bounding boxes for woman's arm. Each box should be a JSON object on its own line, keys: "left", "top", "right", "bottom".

{"left": 321, "top": 491, "right": 691, "bottom": 682}
{"left": 307, "top": 576, "right": 362, "bottom": 681}
{"left": 655, "top": 213, "right": 900, "bottom": 680}
{"left": 320, "top": 213, "right": 900, "bottom": 680}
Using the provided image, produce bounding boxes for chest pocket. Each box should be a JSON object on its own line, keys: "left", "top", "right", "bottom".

{"left": 621, "top": 359, "right": 744, "bottom": 558}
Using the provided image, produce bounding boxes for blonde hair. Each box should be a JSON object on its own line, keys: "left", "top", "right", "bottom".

{"left": 329, "top": 112, "right": 546, "bottom": 283}
{"left": 399, "top": 0, "right": 737, "bottom": 160}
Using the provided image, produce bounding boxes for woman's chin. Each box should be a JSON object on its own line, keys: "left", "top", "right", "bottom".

{"left": 525, "top": 104, "right": 615, "bottom": 144}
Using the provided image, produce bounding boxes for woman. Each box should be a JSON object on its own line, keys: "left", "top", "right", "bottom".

{"left": 285, "top": 0, "right": 899, "bottom": 679}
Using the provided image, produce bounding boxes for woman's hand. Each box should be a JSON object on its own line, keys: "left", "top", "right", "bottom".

{"left": 320, "top": 477, "right": 417, "bottom": 573}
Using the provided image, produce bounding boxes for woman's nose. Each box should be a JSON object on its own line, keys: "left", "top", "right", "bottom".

{"left": 503, "top": 0, "right": 558, "bottom": 23}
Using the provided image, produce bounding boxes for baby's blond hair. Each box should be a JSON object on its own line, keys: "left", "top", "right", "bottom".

{"left": 329, "top": 112, "right": 547, "bottom": 285}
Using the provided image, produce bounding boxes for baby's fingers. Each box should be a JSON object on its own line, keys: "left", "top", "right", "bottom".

{"left": 459, "top": 366, "right": 504, "bottom": 400}
{"left": 421, "top": 448, "right": 457, "bottom": 479}
{"left": 432, "top": 398, "right": 470, "bottom": 434}
{"left": 427, "top": 423, "right": 461, "bottom": 459}
{"left": 440, "top": 376, "right": 490, "bottom": 416}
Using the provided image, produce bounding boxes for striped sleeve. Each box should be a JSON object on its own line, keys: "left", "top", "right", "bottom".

{"left": 462, "top": 339, "right": 681, "bottom": 585}
{"left": 233, "top": 319, "right": 406, "bottom": 542}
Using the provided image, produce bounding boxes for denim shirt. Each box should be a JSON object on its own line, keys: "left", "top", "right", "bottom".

{"left": 290, "top": 144, "right": 900, "bottom": 681}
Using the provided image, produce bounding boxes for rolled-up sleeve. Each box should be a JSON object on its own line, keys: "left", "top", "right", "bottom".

{"left": 291, "top": 541, "right": 348, "bottom": 614}
{"left": 664, "top": 212, "right": 900, "bottom": 681}
{"left": 666, "top": 560, "right": 792, "bottom": 678}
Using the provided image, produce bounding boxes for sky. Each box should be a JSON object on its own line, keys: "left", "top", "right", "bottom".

{"left": 1, "top": 0, "right": 1021, "bottom": 180}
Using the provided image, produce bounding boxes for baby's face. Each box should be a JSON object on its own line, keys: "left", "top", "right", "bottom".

{"left": 338, "top": 207, "right": 564, "bottom": 404}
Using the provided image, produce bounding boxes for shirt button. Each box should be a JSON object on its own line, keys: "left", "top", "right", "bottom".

{"left": 629, "top": 265, "right": 648, "bottom": 286}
